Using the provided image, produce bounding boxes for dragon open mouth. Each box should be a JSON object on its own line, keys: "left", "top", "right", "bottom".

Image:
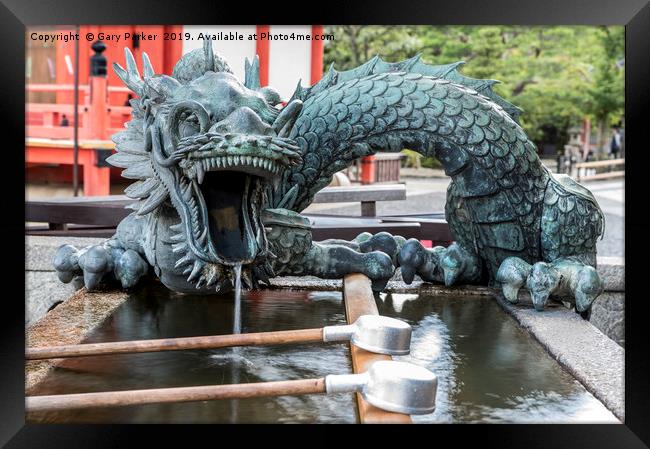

{"left": 170, "top": 131, "right": 301, "bottom": 281}
{"left": 201, "top": 171, "right": 262, "bottom": 263}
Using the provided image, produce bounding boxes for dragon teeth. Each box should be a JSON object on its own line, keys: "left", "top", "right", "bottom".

{"left": 171, "top": 242, "right": 188, "bottom": 254}
{"left": 227, "top": 156, "right": 234, "bottom": 166}
{"left": 182, "top": 183, "right": 192, "bottom": 201}
{"left": 188, "top": 260, "right": 204, "bottom": 282}
{"left": 170, "top": 233, "right": 185, "bottom": 243}
{"left": 206, "top": 270, "right": 218, "bottom": 286}
{"left": 174, "top": 253, "right": 193, "bottom": 269}
{"left": 198, "top": 227, "right": 208, "bottom": 244}
{"left": 196, "top": 163, "right": 205, "bottom": 184}
{"left": 245, "top": 156, "right": 252, "bottom": 165}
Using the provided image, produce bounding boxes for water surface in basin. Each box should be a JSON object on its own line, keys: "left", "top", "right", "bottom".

{"left": 29, "top": 282, "right": 355, "bottom": 423}
{"left": 28, "top": 284, "right": 618, "bottom": 423}
{"left": 380, "top": 293, "right": 618, "bottom": 423}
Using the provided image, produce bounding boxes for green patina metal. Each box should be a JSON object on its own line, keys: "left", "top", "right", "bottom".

{"left": 53, "top": 39, "right": 605, "bottom": 313}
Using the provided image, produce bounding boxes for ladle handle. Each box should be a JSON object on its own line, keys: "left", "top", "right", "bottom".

{"left": 26, "top": 328, "right": 324, "bottom": 360}
{"left": 26, "top": 378, "right": 327, "bottom": 413}
{"left": 322, "top": 323, "right": 355, "bottom": 342}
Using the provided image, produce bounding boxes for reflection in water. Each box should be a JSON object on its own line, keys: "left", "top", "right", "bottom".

{"left": 378, "top": 293, "right": 619, "bottom": 423}
{"left": 27, "top": 283, "right": 618, "bottom": 423}
{"left": 28, "top": 283, "right": 355, "bottom": 424}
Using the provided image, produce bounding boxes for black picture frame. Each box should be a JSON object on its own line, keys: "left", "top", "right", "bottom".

{"left": 5, "top": 0, "right": 648, "bottom": 446}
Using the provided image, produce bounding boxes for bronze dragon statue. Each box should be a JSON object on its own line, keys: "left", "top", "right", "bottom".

{"left": 53, "top": 39, "right": 605, "bottom": 314}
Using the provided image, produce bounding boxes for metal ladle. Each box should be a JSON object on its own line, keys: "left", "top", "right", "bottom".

{"left": 26, "top": 315, "right": 412, "bottom": 360}
{"left": 26, "top": 360, "right": 437, "bottom": 415}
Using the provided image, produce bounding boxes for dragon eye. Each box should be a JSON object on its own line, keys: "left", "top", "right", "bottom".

{"left": 168, "top": 100, "right": 210, "bottom": 147}
{"left": 179, "top": 113, "right": 201, "bottom": 139}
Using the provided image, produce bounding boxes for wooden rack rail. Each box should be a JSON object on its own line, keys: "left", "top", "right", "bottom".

{"left": 574, "top": 158, "right": 625, "bottom": 182}
{"left": 343, "top": 273, "right": 412, "bottom": 423}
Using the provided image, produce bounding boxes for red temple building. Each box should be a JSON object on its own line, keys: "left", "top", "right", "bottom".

{"left": 26, "top": 25, "right": 325, "bottom": 196}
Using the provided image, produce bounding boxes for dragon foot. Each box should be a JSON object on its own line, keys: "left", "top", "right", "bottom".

{"left": 54, "top": 243, "right": 149, "bottom": 291}
{"left": 397, "top": 239, "right": 481, "bottom": 286}
{"left": 495, "top": 257, "right": 603, "bottom": 315}
{"left": 299, "top": 242, "right": 396, "bottom": 292}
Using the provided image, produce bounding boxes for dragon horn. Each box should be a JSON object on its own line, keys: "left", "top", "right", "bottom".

{"left": 203, "top": 38, "right": 215, "bottom": 71}
{"left": 142, "top": 52, "right": 155, "bottom": 78}
{"left": 124, "top": 47, "right": 141, "bottom": 80}
{"left": 113, "top": 47, "right": 144, "bottom": 95}
{"left": 244, "top": 55, "right": 261, "bottom": 90}
{"left": 272, "top": 99, "right": 303, "bottom": 137}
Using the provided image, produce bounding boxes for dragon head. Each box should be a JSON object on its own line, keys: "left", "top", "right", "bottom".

{"left": 109, "top": 40, "right": 303, "bottom": 290}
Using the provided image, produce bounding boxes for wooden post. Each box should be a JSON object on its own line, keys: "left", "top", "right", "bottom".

{"left": 84, "top": 41, "right": 111, "bottom": 196}
{"left": 256, "top": 25, "right": 270, "bottom": 87}
{"left": 582, "top": 117, "right": 591, "bottom": 161}
{"left": 360, "top": 156, "right": 376, "bottom": 185}
{"left": 343, "top": 273, "right": 412, "bottom": 424}
{"left": 360, "top": 201, "right": 376, "bottom": 217}
{"left": 310, "top": 25, "right": 324, "bottom": 85}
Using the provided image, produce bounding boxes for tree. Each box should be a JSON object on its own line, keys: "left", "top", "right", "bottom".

{"left": 585, "top": 26, "right": 625, "bottom": 155}
{"left": 323, "top": 26, "right": 624, "bottom": 154}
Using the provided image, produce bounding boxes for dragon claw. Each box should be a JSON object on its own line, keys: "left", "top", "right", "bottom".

{"left": 53, "top": 241, "right": 149, "bottom": 292}
{"left": 496, "top": 257, "right": 602, "bottom": 315}
{"left": 115, "top": 249, "right": 149, "bottom": 289}
{"left": 77, "top": 245, "right": 114, "bottom": 290}
{"left": 526, "top": 262, "right": 561, "bottom": 312}
{"left": 496, "top": 257, "right": 532, "bottom": 304}
{"left": 397, "top": 239, "right": 435, "bottom": 284}
{"left": 398, "top": 240, "right": 480, "bottom": 286}
{"left": 357, "top": 231, "right": 402, "bottom": 265}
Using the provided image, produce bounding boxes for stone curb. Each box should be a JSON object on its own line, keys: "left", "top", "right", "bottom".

{"left": 26, "top": 236, "right": 105, "bottom": 271}
{"left": 496, "top": 295, "right": 624, "bottom": 421}
{"left": 26, "top": 288, "right": 130, "bottom": 394}
{"left": 597, "top": 256, "right": 624, "bottom": 292}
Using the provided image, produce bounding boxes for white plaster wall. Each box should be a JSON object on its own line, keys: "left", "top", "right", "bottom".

{"left": 268, "top": 25, "right": 312, "bottom": 101}
{"left": 182, "top": 25, "right": 257, "bottom": 81}
{"left": 182, "top": 25, "right": 313, "bottom": 101}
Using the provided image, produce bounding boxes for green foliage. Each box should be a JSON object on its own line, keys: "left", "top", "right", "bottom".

{"left": 400, "top": 150, "right": 442, "bottom": 169}
{"left": 324, "top": 26, "right": 624, "bottom": 150}
{"left": 400, "top": 149, "right": 421, "bottom": 168}
{"left": 421, "top": 157, "right": 442, "bottom": 169}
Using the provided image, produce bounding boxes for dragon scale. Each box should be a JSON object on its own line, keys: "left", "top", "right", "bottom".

{"left": 53, "top": 41, "right": 605, "bottom": 314}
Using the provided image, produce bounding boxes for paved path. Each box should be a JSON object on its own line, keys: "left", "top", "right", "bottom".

{"left": 305, "top": 175, "right": 624, "bottom": 258}
{"left": 584, "top": 180, "right": 624, "bottom": 258}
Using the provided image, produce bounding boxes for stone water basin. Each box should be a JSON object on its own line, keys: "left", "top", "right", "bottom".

{"left": 27, "top": 282, "right": 618, "bottom": 423}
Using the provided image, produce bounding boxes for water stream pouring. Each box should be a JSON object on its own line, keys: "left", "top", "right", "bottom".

{"left": 232, "top": 263, "right": 242, "bottom": 334}
{"left": 26, "top": 360, "right": 437, "bottom": 415}
{"left": 26, "top": 315, "right": 412, "bottom": 359}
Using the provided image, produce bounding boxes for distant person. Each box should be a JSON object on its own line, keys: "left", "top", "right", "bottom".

{"left": 60, "top": 114, "right": 69, "bottom": 127}
{"left": 610, "top": 127, "right": 621, "bottom": 159}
